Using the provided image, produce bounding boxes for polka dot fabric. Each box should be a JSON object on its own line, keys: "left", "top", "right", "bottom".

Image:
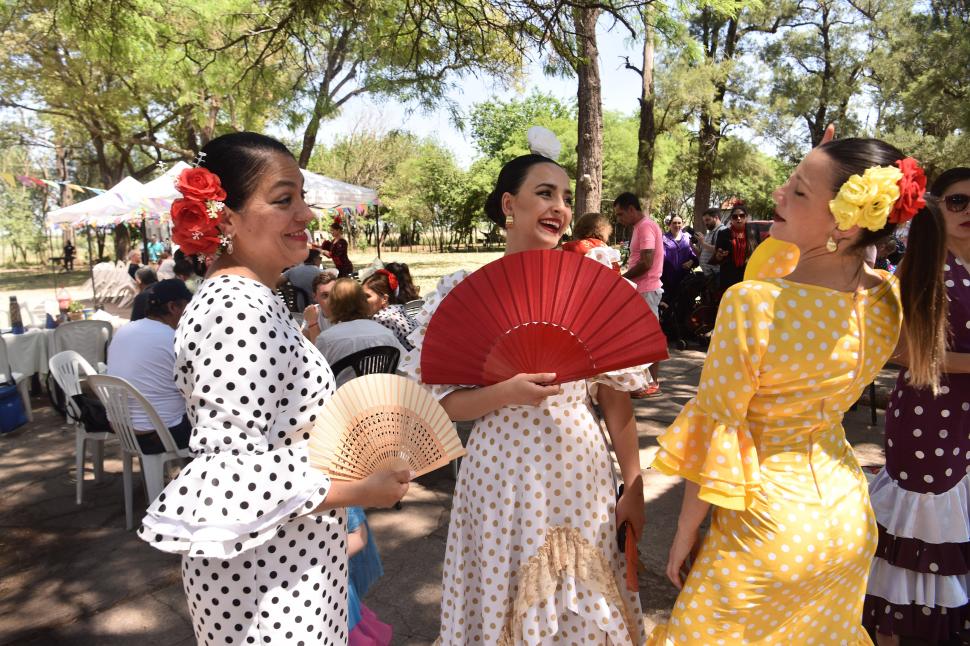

{"left": 864, "top": 253, "right": 970, "bottom": 642}
{"left": 743, "top": 237, "right": 799, "bottom": 281}
{"left": 373, "top": 303, "right": 417, "bottom": 351}
{"left": 138, "top": 274, "right": 347, "bottom": 645}
{"left": 401, "top": 270, "right": 649, "bottom": 645}
{"left": 648, "top": 274, "right": 902, "bottom": 645}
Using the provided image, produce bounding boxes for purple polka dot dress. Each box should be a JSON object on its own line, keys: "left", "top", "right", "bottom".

{"left": 138, "top": 275, "right": 346, "bottom": 645}
{"left": 865, "top": 253, "right": 970, "bottom": 642}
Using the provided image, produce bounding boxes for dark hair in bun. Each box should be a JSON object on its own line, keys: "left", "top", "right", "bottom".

{"left": 483, "top": 154, "right": 563, "bottom": 228}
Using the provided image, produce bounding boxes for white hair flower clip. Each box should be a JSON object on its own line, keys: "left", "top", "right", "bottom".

{"left": 527, "top": 126, "right": 561, "bottom": 161}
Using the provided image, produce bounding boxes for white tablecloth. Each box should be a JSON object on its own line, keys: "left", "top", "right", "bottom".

{"left": 1, "top": 329, "right": 54, "bottom": 377}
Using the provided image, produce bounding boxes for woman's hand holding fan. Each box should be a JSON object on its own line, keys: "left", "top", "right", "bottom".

{"left": 357, "top": 466, "right": 412, "bottom": 508}
{"left": 498, "top": 372, "right": 562, "bottom": 406}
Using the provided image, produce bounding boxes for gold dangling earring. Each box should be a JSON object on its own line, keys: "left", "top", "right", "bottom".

{"left": 826, "top": 235, "right": 839, "bottom": 253}
{"left": 505, "top": 212, "right": 514, "bottom": 228}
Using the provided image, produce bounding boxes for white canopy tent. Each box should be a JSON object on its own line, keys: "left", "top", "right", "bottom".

{"left": 300, "top": 169, "right": 378, "bottom": 209}
{"left": 46, "top": 176, "right": 146, "bottom": 227}
{"left": 139, "top": 161, "right": 191, "bottom": 213}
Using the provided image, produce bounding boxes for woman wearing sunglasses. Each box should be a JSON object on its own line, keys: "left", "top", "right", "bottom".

{"left": 712, "top": 205, "right": 759, "bottom": 292}
{"left": 864, "top": 167, "right": 970, "bottom": 646}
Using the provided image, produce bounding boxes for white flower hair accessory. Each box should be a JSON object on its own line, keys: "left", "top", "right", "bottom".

{"left": 527, "top": 126, "right": 561, "bottom": 161}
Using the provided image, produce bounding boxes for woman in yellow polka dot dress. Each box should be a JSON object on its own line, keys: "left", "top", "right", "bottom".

{"left": 647, "top": 137, "right": 949, "bottom": 645}
{"left": 402, "top": 148, "right": 650, "bottom": 644}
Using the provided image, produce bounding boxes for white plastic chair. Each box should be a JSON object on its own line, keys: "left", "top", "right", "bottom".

{"left": 49, "top": 351, "right": 113, "bottom": 504}
{"left": 53, "top": 320, "right": 113, "bottom": 373}
{"left": 0, "top": 336, "right": 33, "bottom": 423}
{"left": 87, "top": 374, "right": 191, "bottom": 530}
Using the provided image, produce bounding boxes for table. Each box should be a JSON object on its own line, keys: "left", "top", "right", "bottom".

{"left": 1, "top": 328, "right": 54, "bottom": 378}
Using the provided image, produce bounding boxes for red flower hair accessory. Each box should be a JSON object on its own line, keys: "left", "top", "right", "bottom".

{"left": 170, "top": 165, "right": 227, "bottom": 257}
{"left": 889, "top": 157, "right": 927, "bottom": 224}
{"left": 375, "top": 269, "right": 398, "bottom": 292}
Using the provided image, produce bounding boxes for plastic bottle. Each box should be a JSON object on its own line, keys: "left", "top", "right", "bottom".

{"left": 9, "top": 296, "right": 24, "bottom": 334}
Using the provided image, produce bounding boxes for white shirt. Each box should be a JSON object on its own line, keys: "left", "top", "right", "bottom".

{"left": 107, "top": 318, "right": 185, "bottom": 430}
{"left": 315, "top": 319, "right": 405, "bottom": 386}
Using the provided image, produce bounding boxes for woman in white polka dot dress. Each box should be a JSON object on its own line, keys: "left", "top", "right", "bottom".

{"left": 401, "top": 152, "right": 649, "bottom": 644}
{"left": 647, "top": 138, "right": 950, "bottom": 645}
{"left": 865, "top": 167, "right": 970, "bottom": 645}
{"left": 138, "top": 133, "right": 409, "bottom": 646}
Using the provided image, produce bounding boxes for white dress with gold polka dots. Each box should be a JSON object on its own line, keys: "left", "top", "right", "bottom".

{"left": 400, "top": 268, "right": 650, "bottom": 645}
{"left": 648, "top": 275, "right": 901, "bottom": 645}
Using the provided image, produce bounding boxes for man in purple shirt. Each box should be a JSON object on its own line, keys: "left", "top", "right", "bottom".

{"left": 614, "top": 192, "right": 664, "bottom": 395}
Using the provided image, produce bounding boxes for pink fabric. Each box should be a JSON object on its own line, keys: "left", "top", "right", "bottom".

{"left": 348, "top": 604, "right": 393, "bottom": 646}
{"left": 629, "top": 216, "right": 664, "bottom": 292}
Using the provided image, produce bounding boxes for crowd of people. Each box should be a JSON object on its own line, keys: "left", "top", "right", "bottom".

{"left": 80, "top": 124, "right": 970, "bottom": 646}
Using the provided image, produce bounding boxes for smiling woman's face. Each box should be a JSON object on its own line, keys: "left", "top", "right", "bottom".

{"left": 502, "top": 162, "right": 573, "bottom": 253}
{"left": 223, "top": 152, "right": 314, "bottom": 277}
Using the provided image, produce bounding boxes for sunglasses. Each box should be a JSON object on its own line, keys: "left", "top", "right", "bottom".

{"left": 944, "top": 193, "right": 970, "bottom": 213}
{"left": 730, "top": 213, "right": 747, "bottom": 219}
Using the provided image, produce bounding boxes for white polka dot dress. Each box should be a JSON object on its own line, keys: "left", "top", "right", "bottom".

{"left": 400, "top": 270, "right": 649, "bottom": 645}
{"left": 138, "top": 274, "right": 346, "bottom": 645}
{"left": 648, "top": 275, "right": 902, "bottom": 645}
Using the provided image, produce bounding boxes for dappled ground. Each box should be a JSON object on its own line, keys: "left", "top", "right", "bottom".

{"left": 0, "top": 348, "right": 911, "bottom": 645}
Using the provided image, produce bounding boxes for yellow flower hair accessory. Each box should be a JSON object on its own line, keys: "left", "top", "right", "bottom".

{"left": 829, "top": 165, "right": 903, "bottom": 231}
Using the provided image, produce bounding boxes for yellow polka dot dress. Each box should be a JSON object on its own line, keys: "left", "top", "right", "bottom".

{"left": 648, "top": 275, "right": 901, "bottom": 645}
{"left": 401, "top": 269, "right": 650, "bottom": 645}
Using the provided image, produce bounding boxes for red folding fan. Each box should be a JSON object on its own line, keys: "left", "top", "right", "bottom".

{"left": 420, "top": 249, "right": 668, "bottom": 386}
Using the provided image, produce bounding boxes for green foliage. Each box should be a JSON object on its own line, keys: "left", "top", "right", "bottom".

{"left": 0, "top": 187, "right": 47, "bottom": 264}
{"left": 760, "top": 0, "right": 870, "bottom": 152}
{"left": 466, "top": 93, "right": 575, "bottom": 160}
{"left": 867, "top": 0, "right": 970, "bottom": 173}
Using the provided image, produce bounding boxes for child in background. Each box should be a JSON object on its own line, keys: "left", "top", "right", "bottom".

{"left": 346, "top": 507, "right": 392, "bottom": 646}
{"left": 562, "top": 212, "right": 622, "bottom": 272}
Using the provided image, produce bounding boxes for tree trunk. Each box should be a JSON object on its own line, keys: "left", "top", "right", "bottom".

{"left": 691, "top": 16, "right": 739, "bottom": 225}
{"left": 573, "top": 5, "right": 603, "bottom": 217}
{"left": 114, "top": 224, "right": 130, "bottom": 262}
{"left": 297, "top": 81, "right": 333, "bottom": 169}
{"left": 693, "top": 111, "right": 719, "bottom": 224}
{"left": 635, "top": 6, "right": 656, "bottom": 215}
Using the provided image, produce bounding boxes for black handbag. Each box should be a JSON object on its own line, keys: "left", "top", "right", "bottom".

{"left": 70, "top": 393, "right": 113, "bottom": 433}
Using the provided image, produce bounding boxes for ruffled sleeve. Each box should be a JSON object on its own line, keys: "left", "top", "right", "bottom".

{"left": 588, "top": 364, "right": 650, "bottom": 397}
{"left": 398, "top": 270, "right": 469, "bottom": 401}
{"left": 139, "top": 277, "right": 334, "bottom": 558}
{"left": 650, "top": 282, "right": 773, "bottom": 510}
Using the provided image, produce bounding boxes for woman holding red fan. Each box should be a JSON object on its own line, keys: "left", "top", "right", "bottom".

{"left": 647, "top": 137, "right": 949, "bottom": 644}
{"left": 401, "top": 128, "right": 650, "bottom": 644}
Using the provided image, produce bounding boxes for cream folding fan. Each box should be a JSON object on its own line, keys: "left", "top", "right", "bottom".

{"left": 309, "top": 374, "right": 465, "bottom": 481}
